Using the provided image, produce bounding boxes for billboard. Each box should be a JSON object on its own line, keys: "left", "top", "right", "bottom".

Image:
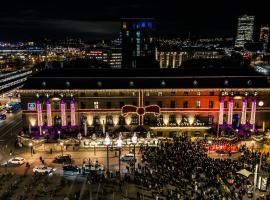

{"left": 28, "top": 103, "right": 36, "bottom": 111}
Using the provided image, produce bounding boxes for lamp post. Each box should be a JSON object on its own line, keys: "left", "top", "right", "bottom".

{"left": 29, "top": 142, "right": 33, "bottom": 157}
{"left": 104, "top": 133, "right": 110, "bottom": 175}
{"left": 131, "top": 132, "right": 137, "bottom": 169}
{"left": 78, "top": 132, "right": 82, "bottom": 147}
{"left": 92, "top": 133, "right": 96, "bottom": 156}
{"left": 58, "top": 130, "right": 61, "bottom": 140}
{"left": 60, "top": 142, "right": 64, "bottom": 156}
{"left": 117, "top": 133, "right": 123, "bottom": 177}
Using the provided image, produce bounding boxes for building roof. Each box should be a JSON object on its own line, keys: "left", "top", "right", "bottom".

{"left": 21, "top": 68, "right": 270, "bottom": 90}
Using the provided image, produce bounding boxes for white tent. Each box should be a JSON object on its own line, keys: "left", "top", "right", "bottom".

{"left": 236, "top": 169, "right": 253, "bottom": 177}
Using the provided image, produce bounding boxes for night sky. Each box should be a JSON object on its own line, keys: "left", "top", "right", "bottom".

{"left": 1, "top": 0, "right": 269, "bottom": 41}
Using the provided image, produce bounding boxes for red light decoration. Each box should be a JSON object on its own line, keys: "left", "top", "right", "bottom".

{"left": 122, "top": 105, "right": 160, "bottom": 117}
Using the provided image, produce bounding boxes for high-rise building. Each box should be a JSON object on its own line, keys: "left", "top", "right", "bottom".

{"left": 121, "top": 18, "right": 156, "bottom": 68}
{"left": 86, "top": 47, "right": 122, "bottom": 68}
{"left": 260, "top": 25, "right": 269, "bottom": 45}
{"left": 235, "top": 15, "right": 255, "bottom": 48}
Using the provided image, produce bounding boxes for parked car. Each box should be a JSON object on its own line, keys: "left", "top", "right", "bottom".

{"left": 33, "top": 165, "right": 55, "bottom": 174}
{"left": 121, "top": 153, "right": 135, "bottom": 162}
{"left": 53, "top": 154, "right": 73, "bottom": 164}
{"left": 0, "top": 114, "right": 6, "bottom": 120}
{"left": 63, "top": 165, "right": 80, "bottom": 176}
{"left": 8, "top": 157, "right": 25, "bottom": 165}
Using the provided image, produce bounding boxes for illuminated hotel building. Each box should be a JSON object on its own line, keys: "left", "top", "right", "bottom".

{"left": 155, "top": 49, "right": 185, "bottom": 68}
{"left": 86, "top": 47, "right": 122, "bottom": 68}
{"left": 260, "top": 25, "right": 269, "bottom": 43}
{"left": 156, "top": 47, "right": 225, "bottom": 68}
{"left": 260, "top": 25, "right": 269, "bottom": 50}
{"left": 0, "top": 69, "right": 32, "bottom": 95}
{"left": 121, "top": 18, "right": 155, "bottom": 68}
{"left": 235, "top": 15, "right": 255, "bottom": 48}
{"left": 20, "top": 68, "right": 270, "bottom": 137}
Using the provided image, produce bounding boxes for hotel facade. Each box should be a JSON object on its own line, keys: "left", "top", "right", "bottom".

{"left": 19, "top": 68, "right": 270, "bottom": 137}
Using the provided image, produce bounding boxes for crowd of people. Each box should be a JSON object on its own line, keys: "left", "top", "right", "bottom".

{"left": 132, "top": 135, "right": 270, "bottom": 199}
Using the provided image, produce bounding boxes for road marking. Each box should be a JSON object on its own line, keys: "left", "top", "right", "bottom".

{"left": 0, "top": 120, "right": 22, "bottom": 138}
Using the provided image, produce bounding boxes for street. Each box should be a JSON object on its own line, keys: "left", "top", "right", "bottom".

{"left": 0, "top": 111, "right": 22, "bottom": 139}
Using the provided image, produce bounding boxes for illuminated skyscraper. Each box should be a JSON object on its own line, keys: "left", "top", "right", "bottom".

{"left": 121, "top": 18, "right": 156, "bottom": 68}
{"left": 235, "top": 15, "right": 255, "bottom": 48}
{"left": 259, "top": 25, "right": 269, "bottom": 45}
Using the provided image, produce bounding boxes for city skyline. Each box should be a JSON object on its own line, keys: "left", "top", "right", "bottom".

{"left": 1, "top": 0, "right": 270, "bottom": 41}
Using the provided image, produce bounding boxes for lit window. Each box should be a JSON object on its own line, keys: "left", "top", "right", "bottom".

{"left": 141, "top": 22, "right": 146, "bottom": 28}
{"left": 94, "top": 102, "right": 99, "bottom": 109}
{"left": 123, "top": 22, "right": 127, "bottom": 29}
{"left": 209, "top": 101, "right": 214, "bottom": 108}
{"left": 196, "top": 101, "right": 201, "bottom": 108}
{"left": 158, "top": 92, "right": 162, "bottom": 96}
{"left": 145, "top": 91, "right": 150, "bottom": 96}
{"left": 183, "top": 101, "right": 188, "bottom": 108}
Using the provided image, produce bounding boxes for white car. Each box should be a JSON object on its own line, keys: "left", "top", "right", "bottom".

{"left": 121, "top": 153, "right": 134, "bottom": 162}
{"left": 8, "top": 157, "right": 25, "bottom": 165}
{"left": 33, "top": 165, "right": 55, "bottom": 174}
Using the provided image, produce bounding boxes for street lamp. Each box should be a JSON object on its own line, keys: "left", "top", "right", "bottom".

{"left": 131, "top": 132, "right": 137, "bottom": 169}
{"left": 77, "top": 132, "right": 82, "bottom": 147}
{"left": 104, "top": 133, "right": 111, "bottom": 175}
{"left": 60, "top": 142, "right": 64, "bottom": 156}
{"left": 117, "top": 133, "right": 123, "bottom": 177}
{"left": 58, "top": 130, "right": 61, "bottom": 140}
{"left": 29, "top": 142, "right": 33, "bottom": 157}
{"left": 92, "top": 133, "right": 97, "bottom": 156}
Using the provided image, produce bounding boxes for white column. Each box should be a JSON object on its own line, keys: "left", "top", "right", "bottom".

{"left": 61, "top": 100, "right": 66, "bottom": 126}
{"left": 46, "top": 100, "right": 52, "bottom": 127}
{"left": 172, "top": 52, "right": 176, "bottom": 68}
{"left": 166, "top": 53, "right": 169, "bottom": 67}
{"left": 227, "top": 97, "right": 233, "bottom": 125}
{"left": 179, "top": 52, "right": 182, "bottom": 67}
{"left": 159, "top": 52, "right": 163, "bottom": 68}
{"left": 37, "top": 100, "right": 43, "bottom": 127}
{"left": 70, "top": 99, "right": 76, "bottom": 126}
{"left": 218, "top": 98, "right": 224, "bottom": 125}
{"left": 250, "top": 98, "right": 257, "bottom": 130}
{"left": 241, "top": 97, "right": 247, "bottom": 125}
